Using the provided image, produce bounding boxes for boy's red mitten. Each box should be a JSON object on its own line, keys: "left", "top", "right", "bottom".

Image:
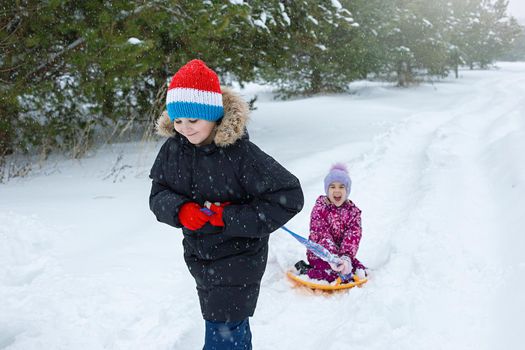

{"left": 178, "top": 202, "right": 209, "bottom": 230}
{"left": 207, "top": 202, "right": 230, "bottom": 227}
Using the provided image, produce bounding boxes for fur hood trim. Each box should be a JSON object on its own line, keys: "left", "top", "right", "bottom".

{"left": 155, "top": 87, "right": 249, "bottom": 147}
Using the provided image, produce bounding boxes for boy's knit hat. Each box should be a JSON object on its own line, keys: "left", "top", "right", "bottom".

{"left": 324, "top": 163, "right": 352, "bottom": 198}
{"left": 166, "top": 59, "right": 224, "bottom": 122}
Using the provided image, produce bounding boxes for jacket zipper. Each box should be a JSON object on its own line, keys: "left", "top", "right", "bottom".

{"left": 191, "top": 147, "right": 197, "bottom": 200}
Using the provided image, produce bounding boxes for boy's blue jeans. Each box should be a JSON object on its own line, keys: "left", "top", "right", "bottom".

{"left": 204, "top": 319, "right": 252, "bottom": 350}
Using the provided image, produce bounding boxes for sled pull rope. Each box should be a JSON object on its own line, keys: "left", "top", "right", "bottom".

{"left": 280, "top": 226, "right": 355, "bottom": 282}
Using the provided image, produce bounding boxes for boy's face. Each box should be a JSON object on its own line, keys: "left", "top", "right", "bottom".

{"left": 328, "top": 182, "right": 347, "bottom": 207}
{"left": 174, "top": 118, "right": 216, "bottom": 146}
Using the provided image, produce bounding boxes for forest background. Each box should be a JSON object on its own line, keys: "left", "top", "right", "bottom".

{"left": 1, "top": 0, "right": 524, "bottom": 160}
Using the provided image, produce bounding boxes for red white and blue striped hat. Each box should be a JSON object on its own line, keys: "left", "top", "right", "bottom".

{"left": 166, "top": 59, "right": 224, "bottom": 122}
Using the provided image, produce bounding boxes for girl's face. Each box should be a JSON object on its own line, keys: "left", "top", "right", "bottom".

{"left": 327, "top": 182, "right": 347, "bottom": 207}
{"left": 174, "top": 118, "right": 216, "bottom": 146}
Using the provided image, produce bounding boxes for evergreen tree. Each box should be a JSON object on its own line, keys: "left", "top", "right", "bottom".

{"left": 1, "top": 0, "right": 521, "bottom": 157}
{"left": 449, "top": 0, "right": 520, "bottom": 69}
{"left": 2, "top": 1, "right": 160, "bottom": 156}
{"left": 373, "top": 0, "right": 450, "bottom": 86}
{"left": 0, "top": 1, "right": 280, "bottom": 155}
{"left": 501, "top": 23, "right": 525, "bottom": 60}
{"left": 258, "top": 0, "right": 362, "bottom": 97}
{"left": 342, "top": 0, "right": 386, "bottom": 78}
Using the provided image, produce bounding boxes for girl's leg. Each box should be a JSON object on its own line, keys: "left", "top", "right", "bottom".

{"left": 307, "top": 259, "right": 338, "bottom": 282}
{"left": 204, "top": 318, "right": 252, "bottom": 350}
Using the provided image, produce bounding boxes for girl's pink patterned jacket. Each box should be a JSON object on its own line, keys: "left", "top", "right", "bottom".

{"left": 307, "top": 195, "right": 366, "bottom": 281}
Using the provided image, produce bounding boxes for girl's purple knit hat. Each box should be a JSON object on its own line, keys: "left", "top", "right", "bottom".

{"left": 324, "top": 163, "right": 352, "bottom": 198}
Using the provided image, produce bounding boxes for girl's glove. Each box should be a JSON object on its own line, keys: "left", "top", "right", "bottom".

{"left": 329, "top": 256, "right": 353, "bottom": 275}
{"left": 178, "top": 202, "right": 209, "bottom": 230}
{"left": 206, "top": 202, "right": 230, "bottom": 227}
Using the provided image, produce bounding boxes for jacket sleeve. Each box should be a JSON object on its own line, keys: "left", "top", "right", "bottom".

{"left": 340, "top": 209, "right": 362, "bottom": 258}
{"left": 149, "top": 140, "right": 189, "bottom": 228}
{"left": 308, "top": 197, "right": 339, "bottom": 255}
{"left": 221, "top": 143, "right": 304, "bottom": 238}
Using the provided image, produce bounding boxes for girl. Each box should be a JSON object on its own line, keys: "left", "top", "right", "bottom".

{"left": 306, "top": 163, "right": 367, "bottom": 282}
{"left": 149, "top": 59, "right": 304, "bottom": 349}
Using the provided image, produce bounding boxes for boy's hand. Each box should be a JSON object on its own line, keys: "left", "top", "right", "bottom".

{"left": 206, "top": 202, "right": 230, "bottom": 227}
{"left": 178, "top": 202, "right": 209, "bottom": 230}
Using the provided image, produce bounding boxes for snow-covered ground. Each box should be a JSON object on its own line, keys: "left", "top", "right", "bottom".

{"left": 1, "top": 62, "right": 524, "bottom": 349}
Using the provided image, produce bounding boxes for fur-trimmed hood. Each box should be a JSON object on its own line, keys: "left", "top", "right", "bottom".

{"left": 155, "top": 87, "right": 249, "bottom": 147}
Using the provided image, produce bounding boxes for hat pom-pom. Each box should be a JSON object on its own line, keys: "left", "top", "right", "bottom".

{"left": 330, "top": 163, "right": 348, "bottom": 174}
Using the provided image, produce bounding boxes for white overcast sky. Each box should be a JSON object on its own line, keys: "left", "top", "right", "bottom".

{"left": 508, "top": 0, "right": 525, "bottom": 19}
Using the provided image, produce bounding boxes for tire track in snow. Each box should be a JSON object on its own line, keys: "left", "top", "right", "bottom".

{"left": 417, "top": 69, "right": 525, "bottom": 350}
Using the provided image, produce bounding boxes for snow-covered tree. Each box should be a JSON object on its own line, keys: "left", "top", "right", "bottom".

{"left": 448, "top": 0, "right": 521, "bottom": 68}
{"left": 258, "top": 0, "right": 362, "bottom": 97}
{"left": 1, "top": 0, "right": 521, "bottom": 156}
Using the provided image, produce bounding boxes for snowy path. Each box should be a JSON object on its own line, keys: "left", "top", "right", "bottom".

{"left": 1, "top": 63, "right": 524, "bottom": 349}
{"left": 254, "top": 64, "right": 525, "bottom": 350}
{"left": 353, "top": 71, "right": 524, "bottom": 349}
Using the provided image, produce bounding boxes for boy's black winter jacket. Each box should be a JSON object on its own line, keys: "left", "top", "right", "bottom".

{"left": 149, "top": 88, "right": 304, "bottom": 321}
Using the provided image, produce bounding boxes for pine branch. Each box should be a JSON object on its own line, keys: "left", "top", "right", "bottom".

{"left": 22, "top": 37, "right": 86, "bottom": 83}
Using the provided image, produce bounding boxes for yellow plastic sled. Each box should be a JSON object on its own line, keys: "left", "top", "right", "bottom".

{"left": 286, "top": 270, "right": 368, "bottom": 291}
